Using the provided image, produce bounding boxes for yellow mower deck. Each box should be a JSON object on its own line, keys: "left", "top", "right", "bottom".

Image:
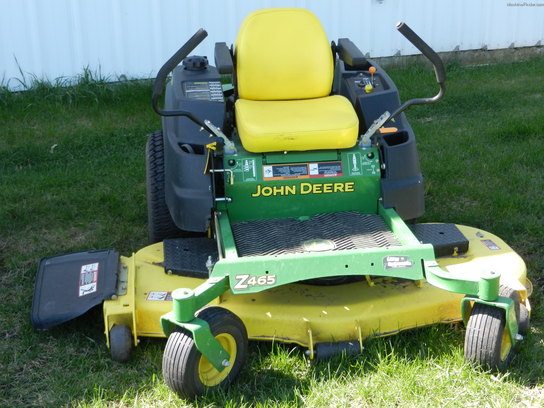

{"left": 103, "top": 224, "right": 530, "bottom": 351}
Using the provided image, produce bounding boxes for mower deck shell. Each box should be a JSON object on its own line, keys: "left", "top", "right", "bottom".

{"left": 102, "top": 224, "right": 528, "bottom": 350}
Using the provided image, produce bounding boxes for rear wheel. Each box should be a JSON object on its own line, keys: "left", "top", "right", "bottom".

{"left": 464, "top": 303, "right": 513, "bottom": 370}
{"left": 146, "top": 130, "right": 184, "bottom": 243}
{"left": 162, "top": 307, "right": 248, "bottom": 399}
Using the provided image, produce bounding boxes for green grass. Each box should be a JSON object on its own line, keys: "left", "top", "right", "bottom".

{"left": 1, "top": 58, "right": 544, "bottom": 407}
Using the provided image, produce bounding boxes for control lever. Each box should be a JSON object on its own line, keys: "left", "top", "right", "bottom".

{"left": 360, "top": 111, "right": 391, "bottom": 147}
{"left": 152, "top": 29, "right": 208, "bottom": 118}
{"left": 151, "top": 29, "right": 236, "bottom": 155}
{"left": 361, "top": 22, "right": 446, "bottom": 145}
{"left": 369, "top": 66, "right": 376, "bottom": 85}
{"left": 203, "top": 120, "right": 237, "bottom": 155}
{"left": 387, "top": 22, "right": 446, "bottom": 122}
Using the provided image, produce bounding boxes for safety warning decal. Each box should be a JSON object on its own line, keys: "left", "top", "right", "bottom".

{"left": 146, "top": 291, "right": 173, "bottom": 301}
{"left": 263, "top": 161, "right": 343, "bottom": 180}
{"left": 383, "top": 256, "right": 414, "bottom": 270}
{"left": 242, "top": 159, "right": 257, "bottom": 181}
{"left": 481, "top": 240, "right": 500, "bottom": 250}
{"left": 79, "top": 263, "right": 98, "bottom": 297}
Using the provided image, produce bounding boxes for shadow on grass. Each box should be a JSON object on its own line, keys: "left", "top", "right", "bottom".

{"left": 7, "top": 305, "right": 543, "bottom": 408}
{"left": 506, "top": 287, "right": 544, "bottom": 386}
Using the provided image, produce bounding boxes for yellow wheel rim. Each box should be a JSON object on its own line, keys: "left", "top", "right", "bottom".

{"left": 500, "top": 329, "right": 512, "bottom": 361}
{"left": 198, "top": 333, "right": 237, "bottom": 387}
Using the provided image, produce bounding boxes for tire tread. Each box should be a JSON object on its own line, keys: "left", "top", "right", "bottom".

{"left": 146, "top": 130, "right": 184, "bottom": 243}
{"left": 464, "top": 303, "right": 511, "bottom": 370}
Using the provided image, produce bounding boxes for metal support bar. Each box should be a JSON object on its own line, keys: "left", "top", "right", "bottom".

{"left": 305, "top": 320, "right": 314, "bottom": 359}
{"left": 214, "top": 212, "right": 239, "bottom": 261}
{"left": 209, "top": 168, "right": 234, "bottom": 184}
{"left": 355, "top": 320, "right": 364, "bottom": 353}
{"left": 424, "top": 262, "right": 500, "bottom": 301}
{"left": 170, "top": 276, "right": 230, "bottom": 323}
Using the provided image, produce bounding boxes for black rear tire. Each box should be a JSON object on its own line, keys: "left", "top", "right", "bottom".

{"left": 146, "top": 130, "right": 184, "bottom": 243}
{"left": 162, "top": 307, "right": 248, "bottom": 399}
{"left": 464, "top": 303, "right": 513, "bottom": 370}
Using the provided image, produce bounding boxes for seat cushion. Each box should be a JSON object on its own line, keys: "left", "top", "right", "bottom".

{"left": 235, "top": 8, "right": 334, "bottom": 101}
{"left": 235, "top": 95, "right": 359, "bottom": 153}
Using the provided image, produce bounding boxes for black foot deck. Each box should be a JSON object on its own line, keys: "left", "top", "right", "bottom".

{"left": 163, "top": 238, "right": 217, "bottom": 277}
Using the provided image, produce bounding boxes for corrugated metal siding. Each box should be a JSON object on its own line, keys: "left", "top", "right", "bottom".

{"left": 1, "top": 0, "right": 543, "bottom": 90}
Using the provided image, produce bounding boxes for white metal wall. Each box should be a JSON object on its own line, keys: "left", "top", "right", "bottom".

{"left": 1, "top": 0, "right": 543, "bottom": 90}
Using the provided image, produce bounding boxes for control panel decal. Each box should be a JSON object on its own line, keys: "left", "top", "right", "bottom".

{"left": 347, "top": 152, "right": 380, "bottom": 176}
{"left": 182, "top": 81, "right": 224, "bottom": 102}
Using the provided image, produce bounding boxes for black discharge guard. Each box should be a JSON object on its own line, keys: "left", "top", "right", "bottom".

{"left": 31, "top": 249, "right": 119, "bottom": 330}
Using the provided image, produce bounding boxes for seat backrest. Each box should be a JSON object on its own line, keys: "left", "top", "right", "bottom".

{"left": 235, "top": 8, "right": 334, "bottom": 101}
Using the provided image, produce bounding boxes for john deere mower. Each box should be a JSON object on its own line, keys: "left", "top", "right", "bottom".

{"left": 32, "top": 8, "right": 532, "bottom": 399}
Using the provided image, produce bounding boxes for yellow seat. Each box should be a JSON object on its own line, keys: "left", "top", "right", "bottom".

{"left": 235, "top": 96, "right": 359, "bottom": 153}
{"left": 234, "top": 8, "right": 359, "bottom": 153}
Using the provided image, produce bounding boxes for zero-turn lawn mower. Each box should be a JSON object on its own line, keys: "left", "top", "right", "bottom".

{"left": 32, "top": 8, "right": 532, "bottom": 399}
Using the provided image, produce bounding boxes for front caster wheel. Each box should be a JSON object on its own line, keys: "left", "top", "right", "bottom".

{"left": 162, "top": 307, "right": 248, "bottom": 399}
{"left": 464, "top": 303, "right": 513, "bottom": 370}
{"left": 109, "top": 325, "right": 133, "bottom": 363}
{"left": 518, "top": 303, "right": 530, "bottom": 336}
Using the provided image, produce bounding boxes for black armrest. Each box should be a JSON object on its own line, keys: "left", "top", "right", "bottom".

{"left": 214, "top": 42, "right": 234, "bottom": 74}
{"left": 337, "top": 38, "right": 368, "bottom": 68}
